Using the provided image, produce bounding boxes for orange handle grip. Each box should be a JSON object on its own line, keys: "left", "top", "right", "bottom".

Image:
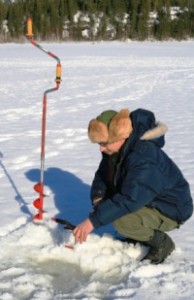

{"left": 26, "top": 18, "right": 33, "bottom": 37}
{"left": 56, "top": 64, "right": 62, "bottom": 84}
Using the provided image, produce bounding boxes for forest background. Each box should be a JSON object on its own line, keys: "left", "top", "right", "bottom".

{"left": 0, "top": 0, "right": 194, "bottom": 42}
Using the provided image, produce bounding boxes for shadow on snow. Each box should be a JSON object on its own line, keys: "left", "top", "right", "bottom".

{"left": 25, "top": 167, "right": 114, "bottom": 236}
{"left": 0, "top": 151, "right": 33, "bottom": 217}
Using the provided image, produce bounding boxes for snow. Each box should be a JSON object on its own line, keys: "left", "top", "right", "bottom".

{"left": 0, "top": 41, "right": 194, "bottom": 299}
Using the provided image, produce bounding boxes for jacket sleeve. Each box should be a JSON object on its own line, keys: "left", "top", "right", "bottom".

{"left": 89, "top": 159, "right": 165, "bottom": 228}
{"left": 90, "top": 169, "right": 107, "bottom": 205}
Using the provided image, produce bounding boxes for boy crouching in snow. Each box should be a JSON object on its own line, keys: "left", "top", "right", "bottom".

{"left": 73, "top": 108, "right": 193, "bottom": 264}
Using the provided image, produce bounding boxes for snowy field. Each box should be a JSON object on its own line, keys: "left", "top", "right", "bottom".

{"left": 0, "top": 41, "right": 194, "bottom": 300}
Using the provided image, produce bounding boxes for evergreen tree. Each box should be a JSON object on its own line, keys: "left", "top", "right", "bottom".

{"left": 7, "top": 0, "right": 24, "bottom": 39}
{"left": 154, "top": 0, "right": 171, "bottom": 40}
{"left": 130, "top": 0, "right": 141, "bottom": 39}
{"left": 188, "top": 0, "right": 194, "bottom": 37}
{"left": 57, "top": 0, "right": 66, "bottom": 39}
{"left": 49, "top": 0, "right": 60, "bottom": 40}
{"left": 66, "top": 0, "right": 79, "bottom": 39}
{"left": 0, "top": 1, "right": 8, "bottom": 41}
{"left": 171, "top": 1, "right": 188, "bottom": 39}
{"left": 137, "top": 0, "right": 151, "bottom": 40}
{"left": 111, "top": 0, "right": 126, "bottom": 39}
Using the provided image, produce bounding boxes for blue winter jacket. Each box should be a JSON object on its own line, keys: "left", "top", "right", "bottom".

{"left": 89, "top": 109, "right": 193, "bottom": 228}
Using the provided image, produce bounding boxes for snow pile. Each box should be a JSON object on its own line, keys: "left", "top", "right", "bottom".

{"left": 0, "top": 41, "right": 194, "bottom": 299}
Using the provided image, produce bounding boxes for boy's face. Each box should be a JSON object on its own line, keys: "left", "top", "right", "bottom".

{"left": 98, "top": 139, "right": 125, "bottom": 155}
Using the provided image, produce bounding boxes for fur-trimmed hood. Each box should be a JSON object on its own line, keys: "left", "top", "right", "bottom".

{"left": 140, "top": 121, "right": 168, "bottom": 141}
{"left": 131, "top": 108, "right": 168, "bottom": 147}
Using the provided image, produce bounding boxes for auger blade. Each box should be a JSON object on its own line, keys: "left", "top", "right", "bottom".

{"left": 34, "top": 183, "right": 43, "bottom": 194}
{"left": 33, "top": 198, "right": 42, "bottom": 210}
{"left": 33, "top": 212, "right": 43, "bottom": 221}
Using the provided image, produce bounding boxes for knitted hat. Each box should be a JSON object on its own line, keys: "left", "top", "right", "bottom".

{"left": 88, "top": 109, "right": 133, "bottom": 143}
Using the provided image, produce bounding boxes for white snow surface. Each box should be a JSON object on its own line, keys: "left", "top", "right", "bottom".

{"left": 0, "top": 41, "right": 194, "bottom": 300}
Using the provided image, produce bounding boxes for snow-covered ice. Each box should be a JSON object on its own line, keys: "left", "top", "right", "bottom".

{"left": 0, "top": 41, "right": 194, "bottom": 299}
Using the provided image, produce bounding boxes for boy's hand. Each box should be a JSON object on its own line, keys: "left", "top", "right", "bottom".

{"left": 73, "top": 218, "right": 94, "bottom": 243}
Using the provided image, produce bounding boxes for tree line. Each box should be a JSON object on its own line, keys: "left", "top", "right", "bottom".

{"left": 0, "top": 0, "right": 194, "bottom": 42}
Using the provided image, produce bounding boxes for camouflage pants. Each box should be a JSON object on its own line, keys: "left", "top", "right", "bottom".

{"left": 113, "top": 207, "right": 179, "bottom": 242}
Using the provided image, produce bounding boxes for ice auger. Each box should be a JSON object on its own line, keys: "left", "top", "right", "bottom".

{"left": 26, "top": 18, "right": 62, "bottom": 221}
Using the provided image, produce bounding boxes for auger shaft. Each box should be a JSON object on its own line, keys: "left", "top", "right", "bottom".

{"left": 26, "top": 18, "right": 62, "bottom": 220}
